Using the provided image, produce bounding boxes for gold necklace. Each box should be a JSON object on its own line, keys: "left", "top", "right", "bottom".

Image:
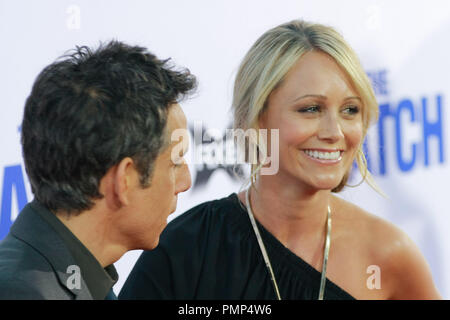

{"left": 244, "top": 188, "right": 332, "bottom": 300}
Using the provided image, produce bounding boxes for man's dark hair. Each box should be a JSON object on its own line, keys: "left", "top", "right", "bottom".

{"left": 21, "top": 40, "right": 197, "bottom": 214}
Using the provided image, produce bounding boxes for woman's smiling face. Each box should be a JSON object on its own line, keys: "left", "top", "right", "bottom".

{"left": 259, "top": 50, "right": 364, "bottom": 191}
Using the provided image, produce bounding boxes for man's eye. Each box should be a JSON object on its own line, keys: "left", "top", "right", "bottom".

{"left": 298, "top": 105, "right": 321, "bottom": 113}
{"left": 173, "top": 158, "right": 185, "bottom": 168}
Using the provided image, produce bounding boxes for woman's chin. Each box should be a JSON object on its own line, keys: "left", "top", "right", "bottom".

{"left": 307, "top": 177, "right": 344, "bottom": 191}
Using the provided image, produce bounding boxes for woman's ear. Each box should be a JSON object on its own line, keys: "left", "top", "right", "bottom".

{"left": 258, "top": 108, "right": 267, "bottom": 130}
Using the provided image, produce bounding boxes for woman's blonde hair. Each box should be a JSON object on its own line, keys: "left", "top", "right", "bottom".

{"left": 232, "top": 19, "right": 381, "bottom": 194}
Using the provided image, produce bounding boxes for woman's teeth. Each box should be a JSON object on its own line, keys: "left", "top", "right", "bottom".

{"left": 303, "top": 150, "right": 341, "bottom": 160}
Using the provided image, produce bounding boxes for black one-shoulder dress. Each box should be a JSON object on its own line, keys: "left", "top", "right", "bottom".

{"left": 119, "top": 193, "right": 355, "bottom": 300}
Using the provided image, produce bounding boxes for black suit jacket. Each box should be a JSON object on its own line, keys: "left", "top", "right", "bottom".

{"left": 0, "top": 202, "right": 93, "bottom": 299}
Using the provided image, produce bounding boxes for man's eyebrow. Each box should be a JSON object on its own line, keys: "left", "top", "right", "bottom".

{"left": 171, "top": 139, "right": 189, "bottom": 156}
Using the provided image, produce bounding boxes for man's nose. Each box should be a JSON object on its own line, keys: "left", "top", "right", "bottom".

{"left": 176, "top": 164, "right": 191, "bottom": 195}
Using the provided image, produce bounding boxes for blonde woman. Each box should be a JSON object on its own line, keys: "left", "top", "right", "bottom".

{"left": 120, "top": 20, "right": 441, "bottom": 300}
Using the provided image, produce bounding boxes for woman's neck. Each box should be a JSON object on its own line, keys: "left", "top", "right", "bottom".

{"left": 242, "top": 175, "right": 332, "bottom": 250}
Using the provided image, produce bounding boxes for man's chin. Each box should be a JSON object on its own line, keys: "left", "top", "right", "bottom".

{"left": 167, "top": 206, "right": 177, "bottom": 219}
{"left": 144, "top": 237, "right": 160, "bottom": 251}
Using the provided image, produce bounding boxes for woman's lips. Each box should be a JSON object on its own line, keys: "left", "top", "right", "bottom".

{"left": 302, "top": 148, "right": 343, "bottom": 164}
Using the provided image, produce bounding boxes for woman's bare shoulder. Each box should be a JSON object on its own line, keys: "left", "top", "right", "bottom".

{"left": 331, "top": 195, "right": 404, "bottom": 247}
{"left": 331, "top": 195, "right": 441, "bottom": 299}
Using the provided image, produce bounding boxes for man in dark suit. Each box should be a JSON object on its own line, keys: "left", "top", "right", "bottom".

{"left": 0, "top": 41, "right": 196, "bottom": 299}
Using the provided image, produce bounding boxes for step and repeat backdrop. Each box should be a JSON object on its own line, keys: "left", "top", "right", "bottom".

{"left": 0, "top": 0, "right": 449, "bottom": 298}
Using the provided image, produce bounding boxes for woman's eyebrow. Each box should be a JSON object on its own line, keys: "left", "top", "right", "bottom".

{"left": 292, "top": 94, "right": 327, "bottom": 102}
{"left": 343, "top": 96, "right": 362, "bottom": 102}
{"left": 291, "top": 94, "right": 362, "bottom": 103}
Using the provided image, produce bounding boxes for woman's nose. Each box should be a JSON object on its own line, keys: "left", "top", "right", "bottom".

{"left": 317, "top": 112, "right": 344, "bottom": 143}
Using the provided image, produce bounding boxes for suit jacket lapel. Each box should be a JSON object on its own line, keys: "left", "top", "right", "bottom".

{"left": 10, "top": 203, "right": 93, "bottom": 300}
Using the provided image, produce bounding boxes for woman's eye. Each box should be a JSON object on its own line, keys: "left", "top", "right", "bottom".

{"left": 342, "top": 105, "right": 360, "bottom": 115}
{"left": 298, "top": 105, "right": 321, "bottom": 113}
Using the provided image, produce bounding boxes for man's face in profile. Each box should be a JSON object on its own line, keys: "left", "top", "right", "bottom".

{"left": 119, "top": 104, "right": 191, "bottom": 250}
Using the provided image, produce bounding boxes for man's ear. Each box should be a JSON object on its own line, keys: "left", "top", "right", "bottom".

{"left": 113, "top": 157, "right": 136, "bottom": 206}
